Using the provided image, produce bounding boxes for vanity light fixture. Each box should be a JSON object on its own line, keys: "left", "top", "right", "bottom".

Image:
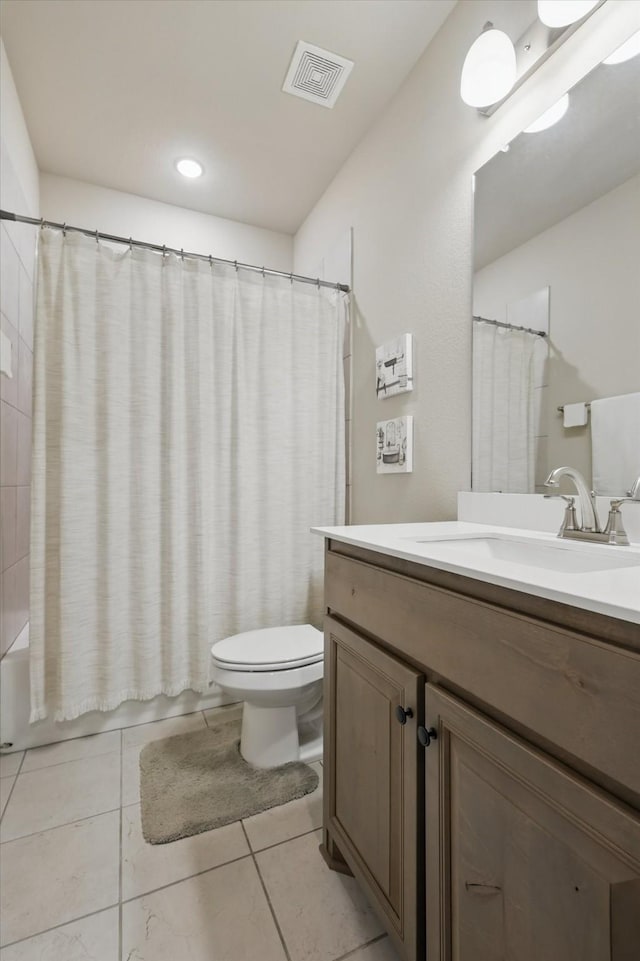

{"left": 523, "top": 93, "right": 570, "bottom": 132}
{"left": 537, "top": 1, "right": 599, "bottom": 28}
{"left": 460, "top": 1, "right": 604, "bottom": 115}
{"left": 460, "top": 23, "right": 517, "bottom": 108}
{"left": 176, "top": 158, "right": 203, "bottom": 179}
{"left": 603, "top": 28, "right": 640, "bottom": 65}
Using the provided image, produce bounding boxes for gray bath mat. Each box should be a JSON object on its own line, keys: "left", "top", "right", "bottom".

{"left": 139, "top": 709, "right": 319, "bottom": 844}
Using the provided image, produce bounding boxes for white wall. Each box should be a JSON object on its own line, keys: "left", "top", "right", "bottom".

{"left": 1, "top": 39, "right": 39, "bottom": 657}
{"left": 294, "top": 0, "right": 638, "bottom": 525}
{"left": 474, "top": 173, "right": 640, "bottom": 488}
{"left": 40, "top": 174, "right": 293, "bottom": 273}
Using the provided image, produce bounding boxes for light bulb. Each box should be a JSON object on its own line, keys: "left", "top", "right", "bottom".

{"left": 603, "top": 29, "right": 640, "bottom": 65}
{"left": 537, "top": 1, "right": 599, "bottom": 28}
{"left": 176, "top": 158, "right": 203, "bottom": 179}
{"left": 523, "top": 93, "right": 570, "bottom": 133}
{"left": 460, "top": 28, "right": 517, "bottom": 108}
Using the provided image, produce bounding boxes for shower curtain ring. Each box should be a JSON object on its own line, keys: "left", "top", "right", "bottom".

{"left": 95, "top": 229, "right": 99, "bottom": 245}
{"left": 316, "top": 277, "right": 320, "bottom": 289}
{"left": 39, "top": 217, "right": 44, "bottom": 231}
{"left": 262, "top": 266, "right": 265, "bottom": 278}
{"left": 234, "top": 260, "right": 238, "bottom": 272}
{"left": 62, "top": 222, "right": 67, "bottom": 237}
{"left": 209, "top": 254, "right": 213, "bottom": 268}
{"left": 290, "top": 272, "right": 293, "bottom": 285}
{"left": 180, "top": 248, "right": 184, "bottom": 261}
{"left": 129, "top": 237, "right": 132, "bottom": 251}
{"left": 162, "top": 245, "right": 166, "bottom": 258}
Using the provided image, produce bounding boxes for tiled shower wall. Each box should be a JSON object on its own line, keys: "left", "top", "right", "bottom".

{"left": 0, "top": 151, "right": 36, "bottom": 658}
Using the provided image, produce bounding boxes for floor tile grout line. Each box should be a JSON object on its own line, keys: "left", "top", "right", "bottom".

{"left": 119, "top": 727, "right": 124, "bottom": 961}
{"left": 244, "top": 820, "right": 293, "bottom": 961}
{"left": 109, "top": 819, "right": 323, "bottom": 904}
{"left": 12, "top": 746, "right": 122, "bottom": 776}
{"left": 0, "top": 805, "right": 122, "bottom": 845}
{"left": 0, "top": 903, "right": 120, "bottom": 952}
{"left": 0, "top": 751, "right": 25, "bottom": 823}
{"left": 1, "top": 832, "right": 320, "bottom": 955}
{"left": 121, "top": 850, "right": 254, "bottom": 905}
{"left": 333, "top": 933, "right": 389, "bottom": 961}
{"left": 244, "top": 823, "right": 323, "bottom": 856}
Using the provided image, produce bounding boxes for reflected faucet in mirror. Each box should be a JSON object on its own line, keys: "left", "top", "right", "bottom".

{"left": 544, "top": 467, "right": 640, "bottom": 545}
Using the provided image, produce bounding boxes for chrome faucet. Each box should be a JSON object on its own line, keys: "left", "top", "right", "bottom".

{"left": 544, "top": 468, "right": 640, "bottom": 545}
{"left": 544, "top": 466, "right": 600, "bottom": 532}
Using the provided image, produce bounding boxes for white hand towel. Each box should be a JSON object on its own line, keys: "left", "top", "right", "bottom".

{"left": 563, "top": 402, "right": 588, "bottom": 428}
{"left": 591, "top": 392, "right": 640, "bottom": 495}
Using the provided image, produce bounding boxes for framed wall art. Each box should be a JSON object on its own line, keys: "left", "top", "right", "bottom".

{"left": 375, "top": 334, "right": 413, "bottom": 398}
{"left": 376, "top": 415, "right": 413, "bottom": 474}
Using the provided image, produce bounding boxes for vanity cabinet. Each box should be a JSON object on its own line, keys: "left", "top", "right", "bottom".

{"left": 425, "top": 684, "right": 640, "bottom": 961}
{"left": 321, "top": 539, "right": 640, "bottom": 961}
{"left": 323, "top": 616, "right": 424, "bottom": 961}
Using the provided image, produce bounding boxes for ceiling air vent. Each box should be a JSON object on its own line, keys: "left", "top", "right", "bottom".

{"left": 282, "top": 41, "right": 354, "bottom": 109}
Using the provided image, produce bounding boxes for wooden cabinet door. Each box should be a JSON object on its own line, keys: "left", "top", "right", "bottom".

{"left": 324, "top": 616, "right": 424, "bottom": 960}
{"left": 425, "top": 684, "right": 640, "bottom": 961}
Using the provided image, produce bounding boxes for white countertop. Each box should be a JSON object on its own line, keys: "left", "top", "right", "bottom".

{"left": 312, "top": 521, "right": 640, "bottom": 625}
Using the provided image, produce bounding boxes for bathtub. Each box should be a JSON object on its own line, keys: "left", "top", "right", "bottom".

{"left": 0, "top": 623, "right": 230, "bottom": 753}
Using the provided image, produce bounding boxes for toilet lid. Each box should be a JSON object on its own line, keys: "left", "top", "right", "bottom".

{"left": 211, "top": 624, "right": 323, "bottom": 672}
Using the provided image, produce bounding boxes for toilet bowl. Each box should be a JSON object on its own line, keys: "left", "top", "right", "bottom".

{"left": 210, "top": 624, "right": 324, "bottom": 768}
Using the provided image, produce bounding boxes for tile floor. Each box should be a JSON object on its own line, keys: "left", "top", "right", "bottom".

{"left": 0, "top": 707, "right": 401, "bottom": 961}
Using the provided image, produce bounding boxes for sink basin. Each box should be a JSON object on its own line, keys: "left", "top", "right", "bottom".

{"left": 409, "top": 535, "right": 640, "bottom": 573}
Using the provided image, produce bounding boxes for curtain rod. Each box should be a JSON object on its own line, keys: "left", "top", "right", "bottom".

{"left": 473, "top": 315, "right": 547, "bottom": 338}
{"left": 0, "top": 209, "right": 350, "bottom": 293}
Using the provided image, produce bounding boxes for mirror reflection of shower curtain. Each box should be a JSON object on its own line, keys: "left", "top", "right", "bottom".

{"left": 30, "top": 229, "right": 346, "bottom": 722}
{"left": 472, "top": 322, "right": 536, "bottom": 493}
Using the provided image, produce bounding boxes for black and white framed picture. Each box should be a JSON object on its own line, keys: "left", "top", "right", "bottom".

{"left": 375, "top": 334, "right": 413, "bottom": 398}
{"left": 376, "top": 416, "right": 413, "bottom": 473}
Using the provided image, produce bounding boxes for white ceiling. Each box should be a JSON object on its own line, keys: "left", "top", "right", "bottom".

{"left": 0, "top": 0, "right": 455, "bottom": 234}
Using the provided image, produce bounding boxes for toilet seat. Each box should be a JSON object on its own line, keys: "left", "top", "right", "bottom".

{"left": 211, "top": 624, "right": 323, "bottom": 673}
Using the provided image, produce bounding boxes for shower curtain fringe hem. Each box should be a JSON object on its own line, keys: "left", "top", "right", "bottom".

{"left": 29, "top": 676, "right": 214, "bottom": 724}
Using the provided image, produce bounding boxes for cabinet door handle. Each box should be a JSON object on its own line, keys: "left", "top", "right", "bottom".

{"left": 417, "top": 725, "right": 438, "bottom": 747}
{"left": 395, "top": 705, "right": 413, "bottom": 725}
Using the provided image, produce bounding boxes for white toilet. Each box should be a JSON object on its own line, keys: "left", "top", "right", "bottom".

{"left": 210, "top": 624, "right": 324, "bottom": 768}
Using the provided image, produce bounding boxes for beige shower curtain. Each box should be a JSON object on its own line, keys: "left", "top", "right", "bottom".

{"left": 472, "top": 321, "right": 536, "bottom": 493}
{"left": 30, "top": 229, "right": 346, "bottom": 722}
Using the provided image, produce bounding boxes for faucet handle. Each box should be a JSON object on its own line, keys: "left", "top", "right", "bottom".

{"left": 625, "top": 475, "right": 640, "bottom": 500}
{"left": 603, "top": 497, "right": 637, "bottom": 546}
{"left": 544, "top": 494, "right": 578, "bottom": 535}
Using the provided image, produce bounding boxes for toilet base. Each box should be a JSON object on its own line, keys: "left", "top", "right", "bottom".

{"left": 298, "top": 714, "right": 323, "bottom": 765}
{"left": 240, "top": 702, "right": 323, "bottom": 769}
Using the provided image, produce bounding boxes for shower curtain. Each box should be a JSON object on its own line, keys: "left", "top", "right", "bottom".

{"left": 30, "top": 229, "right": 346, "bottom": 722}
{"left": 472, "top": 322, "right": 536, "bottom": 493}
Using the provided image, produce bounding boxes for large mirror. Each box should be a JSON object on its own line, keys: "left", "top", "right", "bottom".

{"left": 472, "top": 51, "right": 640, "bottom": 496}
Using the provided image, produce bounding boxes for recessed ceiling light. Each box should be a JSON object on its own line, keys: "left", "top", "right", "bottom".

{"left": 176, "top": 158, "right": 203, "bottom": 179}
